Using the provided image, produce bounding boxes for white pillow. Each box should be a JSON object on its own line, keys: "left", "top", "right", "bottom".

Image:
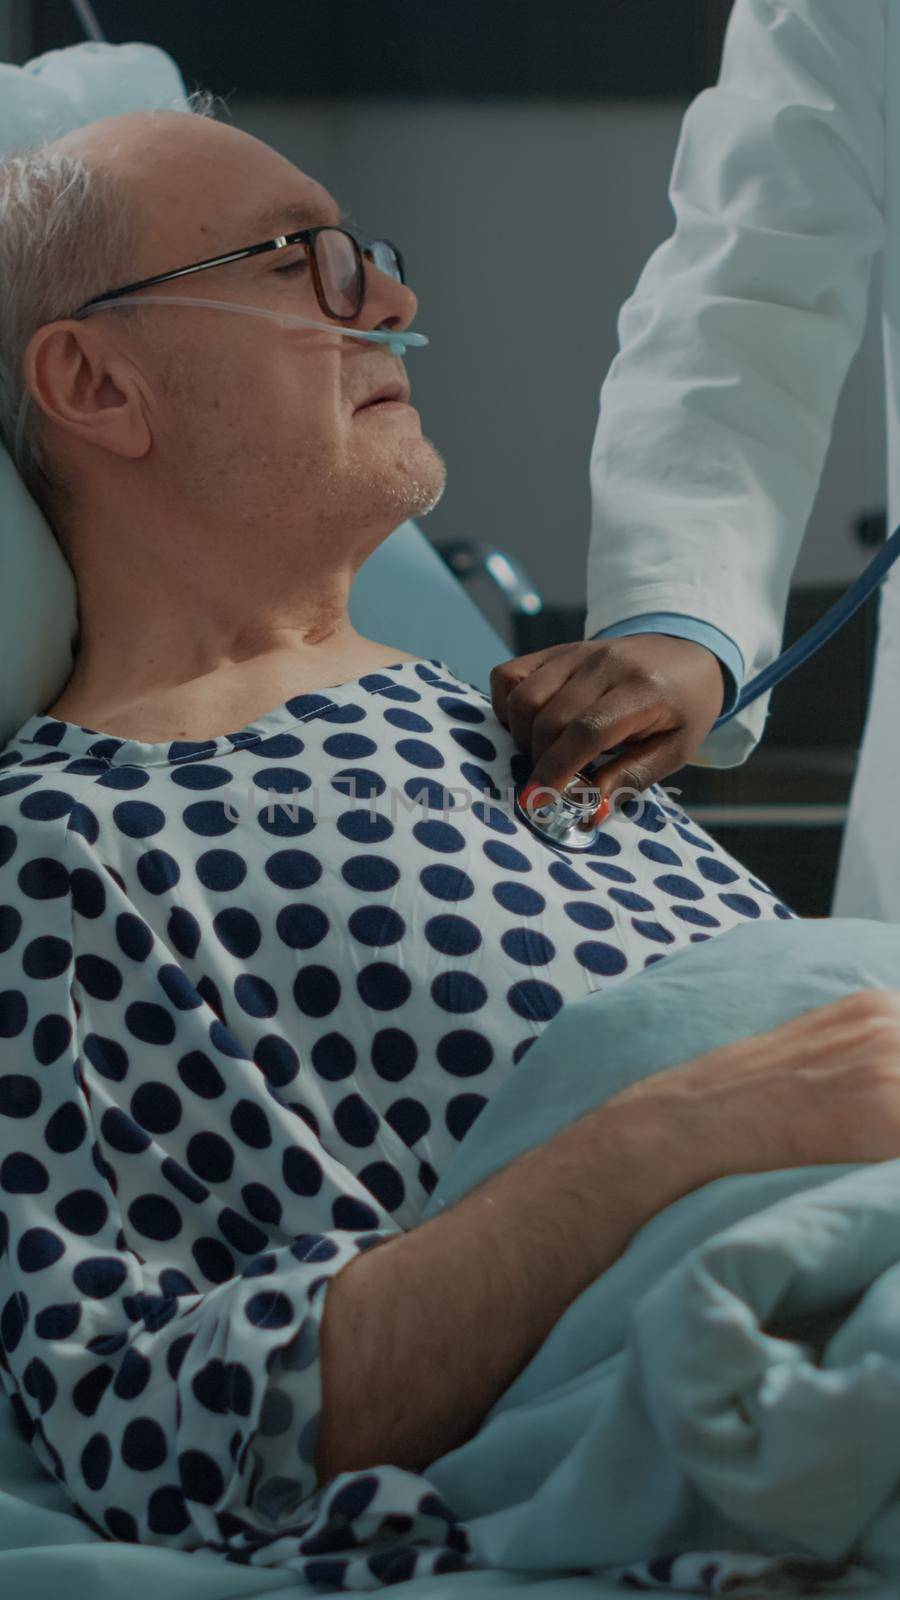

{"left": 0, "top": 42, "right": 190, "bottom": 749}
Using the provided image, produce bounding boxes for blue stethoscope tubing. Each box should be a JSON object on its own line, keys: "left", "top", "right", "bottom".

{"left": 712, "top": 522, "right": 900, "bottom": 728}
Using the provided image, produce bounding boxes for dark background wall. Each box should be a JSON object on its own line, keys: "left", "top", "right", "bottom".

{"left": 27, "top": 1, "right": 737, "bottom": 101}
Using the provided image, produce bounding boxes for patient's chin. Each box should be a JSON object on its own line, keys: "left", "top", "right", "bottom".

{"left": 398, "top": 462, "right": 447, "bottom": 520}
{"left": 372, "top": 434, "right": 447, "bottom": 520}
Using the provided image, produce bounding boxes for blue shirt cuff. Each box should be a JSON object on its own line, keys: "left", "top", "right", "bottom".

{"left": 588, "top": 613, "right": 744, "bottom": 715}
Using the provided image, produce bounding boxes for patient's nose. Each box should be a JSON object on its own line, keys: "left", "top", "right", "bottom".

{"left": 365, "top": 266, "right": 418, "bottom": 331}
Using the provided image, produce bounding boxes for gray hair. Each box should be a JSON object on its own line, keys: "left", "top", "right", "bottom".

{"left": 0, "top": 87, "right": 221, "bottom": 553}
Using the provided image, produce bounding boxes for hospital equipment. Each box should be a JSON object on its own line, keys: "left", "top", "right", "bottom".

{"left": 74, "top": 296, "right": 429, "bottom": 359}
{"left": 513, "top": 767, "right": 608, "bottom": 849}
{"left": 712, "top": 521, "right": 900, "bottom": 730}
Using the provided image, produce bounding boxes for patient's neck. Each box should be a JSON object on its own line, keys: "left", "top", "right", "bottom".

{"left": 41, "top": 479, "right": 423, "bottom": 742}
{"left": 46, "top": 631, "right": 419, "bottom": 743}
{"left": 43, "top": 544, "right": 416, "bottom": 743}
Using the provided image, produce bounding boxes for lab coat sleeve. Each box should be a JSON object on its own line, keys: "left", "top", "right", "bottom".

{"left": 586, "top": 0, "right": 887, "bottom": 766}
{"left": 0, "top": 815, "right": 400, "bottom": 1555}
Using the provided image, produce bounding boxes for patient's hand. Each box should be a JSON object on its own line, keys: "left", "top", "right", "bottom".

{"left": 613, "top": 989, "right": 900, "bottom": 1177}
{"left": 490, "top": 636, "right": 725, "bottom": 807}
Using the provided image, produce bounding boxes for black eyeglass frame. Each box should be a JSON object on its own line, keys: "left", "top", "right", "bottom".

{"left": 71, "top": 224, "right": 406, "bottom": 324}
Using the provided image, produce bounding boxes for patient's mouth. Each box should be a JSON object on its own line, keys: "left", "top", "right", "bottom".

{"left": 355, "top": 380, "right": 411, "bottom": 411}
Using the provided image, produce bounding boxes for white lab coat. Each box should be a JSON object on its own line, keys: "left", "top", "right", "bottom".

{"left": 586, "top": 0, "right": 899, "bottom": 918}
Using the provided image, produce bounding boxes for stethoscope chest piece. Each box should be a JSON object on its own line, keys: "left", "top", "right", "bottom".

{"left": 514, "top": 769, "right": 605, "bottom": 851}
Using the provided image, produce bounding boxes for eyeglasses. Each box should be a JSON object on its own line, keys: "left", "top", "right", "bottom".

{"left": 71, "top": 224, "right": 406, "bottom": 324}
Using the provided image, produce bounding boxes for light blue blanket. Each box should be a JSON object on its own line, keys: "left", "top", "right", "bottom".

{"left": 4, "top": 916, "right": 900, "bottom": 1598}
{"left": 419, "top": 916, "right": 900, "bottom": 1592}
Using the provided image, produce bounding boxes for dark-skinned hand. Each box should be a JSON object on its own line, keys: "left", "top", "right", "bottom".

{"left": 490, "top": 635, "right": 727, "bottom": 819}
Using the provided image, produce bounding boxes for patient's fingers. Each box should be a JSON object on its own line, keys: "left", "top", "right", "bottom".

{"left": 682, "top": 990, "right": 900, "bottom": 1086}
{"left": 620, "top": 986, "right": 900, "bottom": 1174}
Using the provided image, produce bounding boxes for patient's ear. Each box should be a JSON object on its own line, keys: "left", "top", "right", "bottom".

{"left": 23, "top": 319, "right": 152, "bottom": 461}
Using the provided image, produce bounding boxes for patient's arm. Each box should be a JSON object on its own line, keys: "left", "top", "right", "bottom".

{"left": 315, "top": 1082, "right": 692, "bottom": 1483}
{"left": 316, "top": 989, "right": 900, "bottom": 1483}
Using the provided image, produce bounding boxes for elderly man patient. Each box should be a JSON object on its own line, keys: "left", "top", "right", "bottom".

{"left": 0, "top": 102, "right": 853, "bottom": 1572}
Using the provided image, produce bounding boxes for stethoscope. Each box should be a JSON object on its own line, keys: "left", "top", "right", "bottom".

{"left": 515, "top": 523, "right": 900, "bottom": 850}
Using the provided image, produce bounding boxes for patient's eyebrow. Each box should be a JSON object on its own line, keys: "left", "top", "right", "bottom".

{"left": 248, "top": 198, "right": 348, "bottom": 236}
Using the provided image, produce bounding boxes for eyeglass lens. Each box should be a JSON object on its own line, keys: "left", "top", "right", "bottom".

{"left": 314, "top": 228, "right": 402, "bottom": 319}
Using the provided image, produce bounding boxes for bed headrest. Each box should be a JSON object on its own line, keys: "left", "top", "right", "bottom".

{"left": 0, "top": 42, "right": 189, "bottom": 749}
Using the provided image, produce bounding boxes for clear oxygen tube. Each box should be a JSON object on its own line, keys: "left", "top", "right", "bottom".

{"left": 12, "top": 295, "right": 428, "bottom": 472}
{"left": 713, "top": 521, "right": 900, "bottom": 728}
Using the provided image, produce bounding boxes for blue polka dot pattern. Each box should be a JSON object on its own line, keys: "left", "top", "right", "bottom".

{"left": 0, "top": 656, "right": 792, "bottom": 1585}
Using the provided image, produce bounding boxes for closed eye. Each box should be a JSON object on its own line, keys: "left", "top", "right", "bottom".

{"left": 274, "top": 258, "right": 309, "bottom": 274}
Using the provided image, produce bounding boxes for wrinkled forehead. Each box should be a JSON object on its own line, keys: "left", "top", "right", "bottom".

{"left": 54, "top": 110, "right": 341, "bottom": 276}
{"left": 149, "top": 151, "right": 341, "bottom": 266}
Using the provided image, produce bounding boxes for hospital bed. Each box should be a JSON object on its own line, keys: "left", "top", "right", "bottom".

{"left": 1, "top": 31, "right": 897, "bottom": 1600}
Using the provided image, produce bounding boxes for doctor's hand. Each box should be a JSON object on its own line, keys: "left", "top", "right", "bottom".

{"left": 490, "top": 635, "right": 726, "bottom": 812}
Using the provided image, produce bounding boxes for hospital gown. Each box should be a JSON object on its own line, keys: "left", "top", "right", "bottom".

{"left": 0, "top": 656, "right": 791, "bottom": 1589}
